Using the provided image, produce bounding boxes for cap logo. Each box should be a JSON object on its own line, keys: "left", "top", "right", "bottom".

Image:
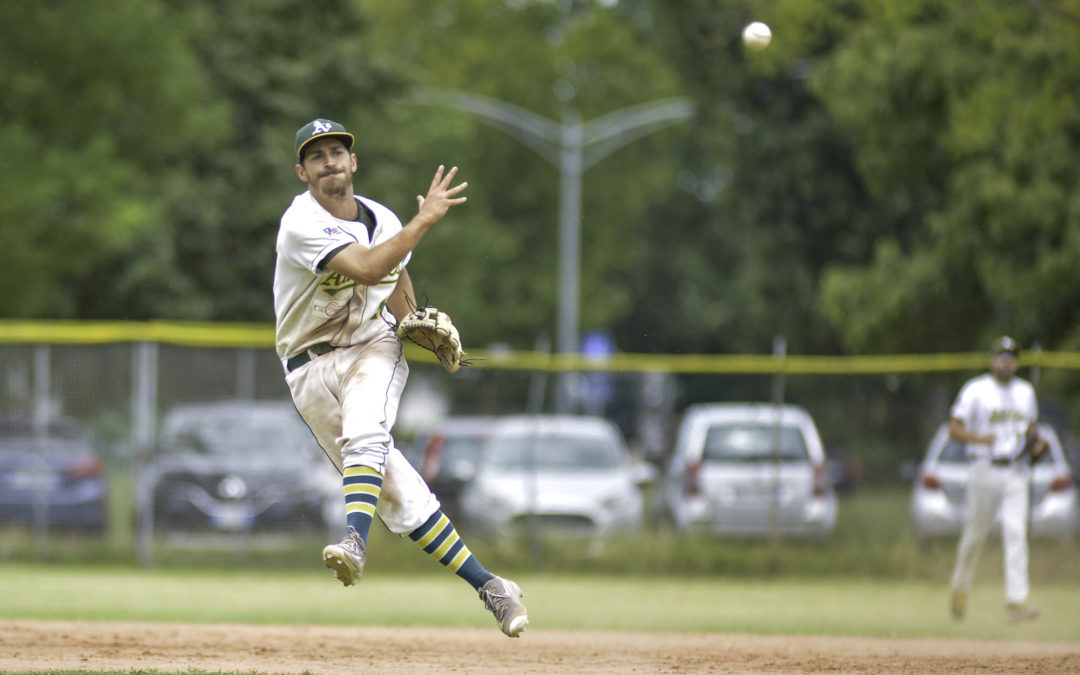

{"left": 312, "top": 120, "right": 332, "bottom": 135}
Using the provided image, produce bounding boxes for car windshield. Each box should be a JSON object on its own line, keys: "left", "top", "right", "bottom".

{"left": 485, "top": 432, "right": 623, "bottom": 471}
{"left": 165, "top": 414, "right": 311, "bottom": 459}
{"left": 441, "top": 435, "right": 486, "bottom": 464}
{"left": 702, "top": 424, "right": 809, "bottom": 462}
{"left": 937, "top": 438, "right": 971, "bottom": 463}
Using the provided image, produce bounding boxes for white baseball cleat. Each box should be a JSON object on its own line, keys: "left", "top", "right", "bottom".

{"left": 479, "top": 576, "right": 529, "bottom": 637}
{"left": 1006, "top": 602, "right": 1039, "bottom": 623}
{"left": 322, "top": 527, "right": 366, "bottom": 587}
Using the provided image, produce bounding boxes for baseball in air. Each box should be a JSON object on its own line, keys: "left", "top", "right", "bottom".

{"left": 742, "top": 21, "right": 772, "bottom": 51}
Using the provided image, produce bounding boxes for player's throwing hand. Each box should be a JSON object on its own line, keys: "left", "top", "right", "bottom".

{"left": 416, "top": 165, "right": 468, "bottom": 224}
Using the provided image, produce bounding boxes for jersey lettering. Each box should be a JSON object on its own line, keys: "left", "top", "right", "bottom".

{"left": 321, "top": 272, "right": 356, "bottom": 297}
{"left": 988, "top": 409, "right": 1026, "bottom": 424}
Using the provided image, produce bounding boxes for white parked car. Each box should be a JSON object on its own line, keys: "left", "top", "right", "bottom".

{"left": 910, "top": 422, "right": 1078, "bottom": 544}
{"left": 460, "top": 415, "right": 644, "bottom": 538}
{"left": 662, "top": 403, "right": 837, "bottom": 538}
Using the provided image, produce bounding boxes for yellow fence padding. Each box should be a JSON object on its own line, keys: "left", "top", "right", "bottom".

{"left": 0, "top": 320, "right": 1075, "bottom": 374}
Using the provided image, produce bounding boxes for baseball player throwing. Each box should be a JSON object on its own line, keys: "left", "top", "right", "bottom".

{"left": 948, "top": 336, "right": 1044, "bottom": 623}
{"left": 273, "top": 118, "right": 528, "bottom": 637}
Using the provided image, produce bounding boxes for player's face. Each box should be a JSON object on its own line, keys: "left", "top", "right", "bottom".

{"left": 296, "top": 138, "right": 357, "bottom": 198}
{"left": 990, "top": 351, "right": 1018, "bottom": 383}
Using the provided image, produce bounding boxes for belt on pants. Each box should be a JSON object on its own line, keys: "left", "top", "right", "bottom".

{"left": 286, "top": 342, "right": 336, "bottom": 373}
{"left": 990, "top": 457, "right": 1013, "bottom": 467}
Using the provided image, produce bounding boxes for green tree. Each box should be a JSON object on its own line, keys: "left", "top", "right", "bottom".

{"left": 620, "top": 0, "right": 878, "bottom": 357}
{"left": 813, "top": 1, "right": 1080, "bottom": 353}
{"left": 0, "top": 0, "right": 228, "bottom": 318}
{"left": 359, "top": 0, "right": 689, "bottom": 349}
{"left": 161, "top": 0, "right": 408, "bottom": 321}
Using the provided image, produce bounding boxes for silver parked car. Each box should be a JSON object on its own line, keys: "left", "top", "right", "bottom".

{"left": 459, "top": 415, "right": 644, "bottom": 537}
{"left": 662, "top": 403, "right": 837, "bottom": 538}
{"left": 910, "top": 422, "right": 1078, "bottom": 544}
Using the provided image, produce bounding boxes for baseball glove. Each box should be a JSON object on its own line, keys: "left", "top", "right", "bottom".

{"left": 395, "top": 306, "right": 465, "bottom": 373}
{"left": 1027, "top": 434, "right": 1050, "bottom": 464}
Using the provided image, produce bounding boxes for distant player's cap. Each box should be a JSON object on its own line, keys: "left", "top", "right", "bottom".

{"left": 991, "top": 335, "right": 1020, "bottom": 357}
{"left": 295, "top": 119, "right": 354, "bottom": 160}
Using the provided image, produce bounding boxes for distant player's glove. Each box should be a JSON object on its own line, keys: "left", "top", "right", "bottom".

{"left": 395, "top": 306, "right": 465, "bottom": 373}
{"left": 1027, "top": 435, "right": 1049, "bottom": 464}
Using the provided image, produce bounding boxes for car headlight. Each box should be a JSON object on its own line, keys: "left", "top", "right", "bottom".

{"left": 472, "top": 490, "right": 517, "bottom": 514}
{"left": 603, "top": 491, "right": 639, "bottom": 514}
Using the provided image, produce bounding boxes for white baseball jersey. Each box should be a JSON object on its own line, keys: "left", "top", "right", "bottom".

{"left": 273, "top": 188, "right": 439, "bottom": 535}
{"left": 273, "top": 191, "right": 410, "bottom": 363}
{"left": 950, "top": 372, "right": 1037, "bottom": 605}
{"left": 950, "top": 373, "right": 1038, "bottom": 460}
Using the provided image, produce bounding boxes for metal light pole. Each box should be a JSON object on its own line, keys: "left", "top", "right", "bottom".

{"left": 416, "top": 89, "right": 694, "bottom": 411}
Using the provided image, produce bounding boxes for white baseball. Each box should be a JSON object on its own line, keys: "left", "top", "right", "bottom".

{"left": 742, "top": 21, "right": 772, "bottom": 51}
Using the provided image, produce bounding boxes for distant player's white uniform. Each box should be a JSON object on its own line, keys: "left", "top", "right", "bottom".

{"left": 949, "top": 373, "right": 1038, "bottom": 604}
{"left": 273, "top": 190, "right": 439, "bottom": 534}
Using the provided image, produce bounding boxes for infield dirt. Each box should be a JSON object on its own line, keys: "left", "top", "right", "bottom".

{"left": 1, "top": 619, "right": 1078, "bottom": 674}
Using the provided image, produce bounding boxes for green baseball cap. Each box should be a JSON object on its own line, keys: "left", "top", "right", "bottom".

{"left": 991, "top": 335, "right": 1020, "bottom": 357}
{"left": 295, "top": 118, "right": 354, "bottom": 160}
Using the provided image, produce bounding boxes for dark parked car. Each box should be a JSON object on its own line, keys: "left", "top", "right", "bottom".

{"left": 149, "top": 401, "right": 339, "bottom": 533}
{"left": 825, "top": 446, "right": 863, "bottom": 495}
{"left": 0, "top": 417, "right": 107, "bottom": 533}
{"left": 411, "top": 416, "right": 497, "bottom": 521}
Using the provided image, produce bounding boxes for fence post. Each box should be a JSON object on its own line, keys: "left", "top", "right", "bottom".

{"left": 237, "top": 348, "right": 256, "bottom": 401}
{"left": 132, "top": 341, "right": 158, "bottom": 567}
{"left": 769, "top": 335, "right": 787, "bottom": 541}
{"left": 32, "top": 345, "right": 50, "bottom": 559}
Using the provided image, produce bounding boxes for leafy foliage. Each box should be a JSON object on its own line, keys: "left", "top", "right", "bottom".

{"left": 0, "top": 0, "right": 227, "bottom": 317}
{"left": 2, "top": 0, "right": 1080, "bottom": 371}
{"left": 814, "top": 0, "right": 1080, "bottom": 354}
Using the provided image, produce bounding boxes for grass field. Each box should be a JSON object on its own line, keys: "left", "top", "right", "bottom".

{"left": 11, "top": 483, "right": 1080, "bottom": 582}
{"left": 1, "top": 563, "right": 1078, "bottom": 644}
{"left": 1, "top": 485, "right": 1078, "bottom": 675}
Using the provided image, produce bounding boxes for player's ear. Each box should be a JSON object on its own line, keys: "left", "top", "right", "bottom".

{"left": 295, "top": 163, "right": 309, "bottom": 183}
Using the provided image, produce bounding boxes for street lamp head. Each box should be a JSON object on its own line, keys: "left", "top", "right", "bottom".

{"left": 554, "top": 79, "right": 576, "bottom": 102}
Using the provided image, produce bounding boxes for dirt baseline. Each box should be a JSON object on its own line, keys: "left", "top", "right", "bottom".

{"left": 1, "top": 620, "right": 1078, "bottom": 674}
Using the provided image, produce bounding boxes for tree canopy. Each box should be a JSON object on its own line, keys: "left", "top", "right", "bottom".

{"left": 2, "top": 0, "right": 1078, "bottom": 362}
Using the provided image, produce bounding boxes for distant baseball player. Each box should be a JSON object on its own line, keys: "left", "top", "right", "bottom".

{"left": 273, "top": 118, "right": 528, "bottom": 637}
{"left": 947, "top": 336, "right": 1046, "bottom": 623}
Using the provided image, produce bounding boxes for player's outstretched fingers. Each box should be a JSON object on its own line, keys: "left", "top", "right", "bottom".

{"left": 428, "top": 165, "right": 448, "bottom": 192}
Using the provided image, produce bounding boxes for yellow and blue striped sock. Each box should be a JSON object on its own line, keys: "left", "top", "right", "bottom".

{"left": 408, "top": 510, "right": 494, "bottom": 590}
{"left": 343, "top": 465, "right": 382, "bottom": 541}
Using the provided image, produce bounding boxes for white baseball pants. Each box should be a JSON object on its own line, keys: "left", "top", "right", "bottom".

{"left": 286, "top": 335, "right": 440, "bottom": 534}
{"left": 950, "top": 458, "right": 1030, "bottom": 604}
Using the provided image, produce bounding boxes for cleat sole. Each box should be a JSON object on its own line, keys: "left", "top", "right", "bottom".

{"left": 322, "top": 546, "right": 362, "bottom": 587}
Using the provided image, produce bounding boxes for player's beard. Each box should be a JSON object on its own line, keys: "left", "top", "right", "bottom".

{"left": 990, "top": 360, "right": 1016, "bottom": 384}
{"left": 315, "top": 169, "right": 351, "bottom": 199}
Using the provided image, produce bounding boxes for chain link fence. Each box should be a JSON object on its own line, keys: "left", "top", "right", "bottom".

{"left": 1, "top": 328, "right": 1077, "bottom": 563}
